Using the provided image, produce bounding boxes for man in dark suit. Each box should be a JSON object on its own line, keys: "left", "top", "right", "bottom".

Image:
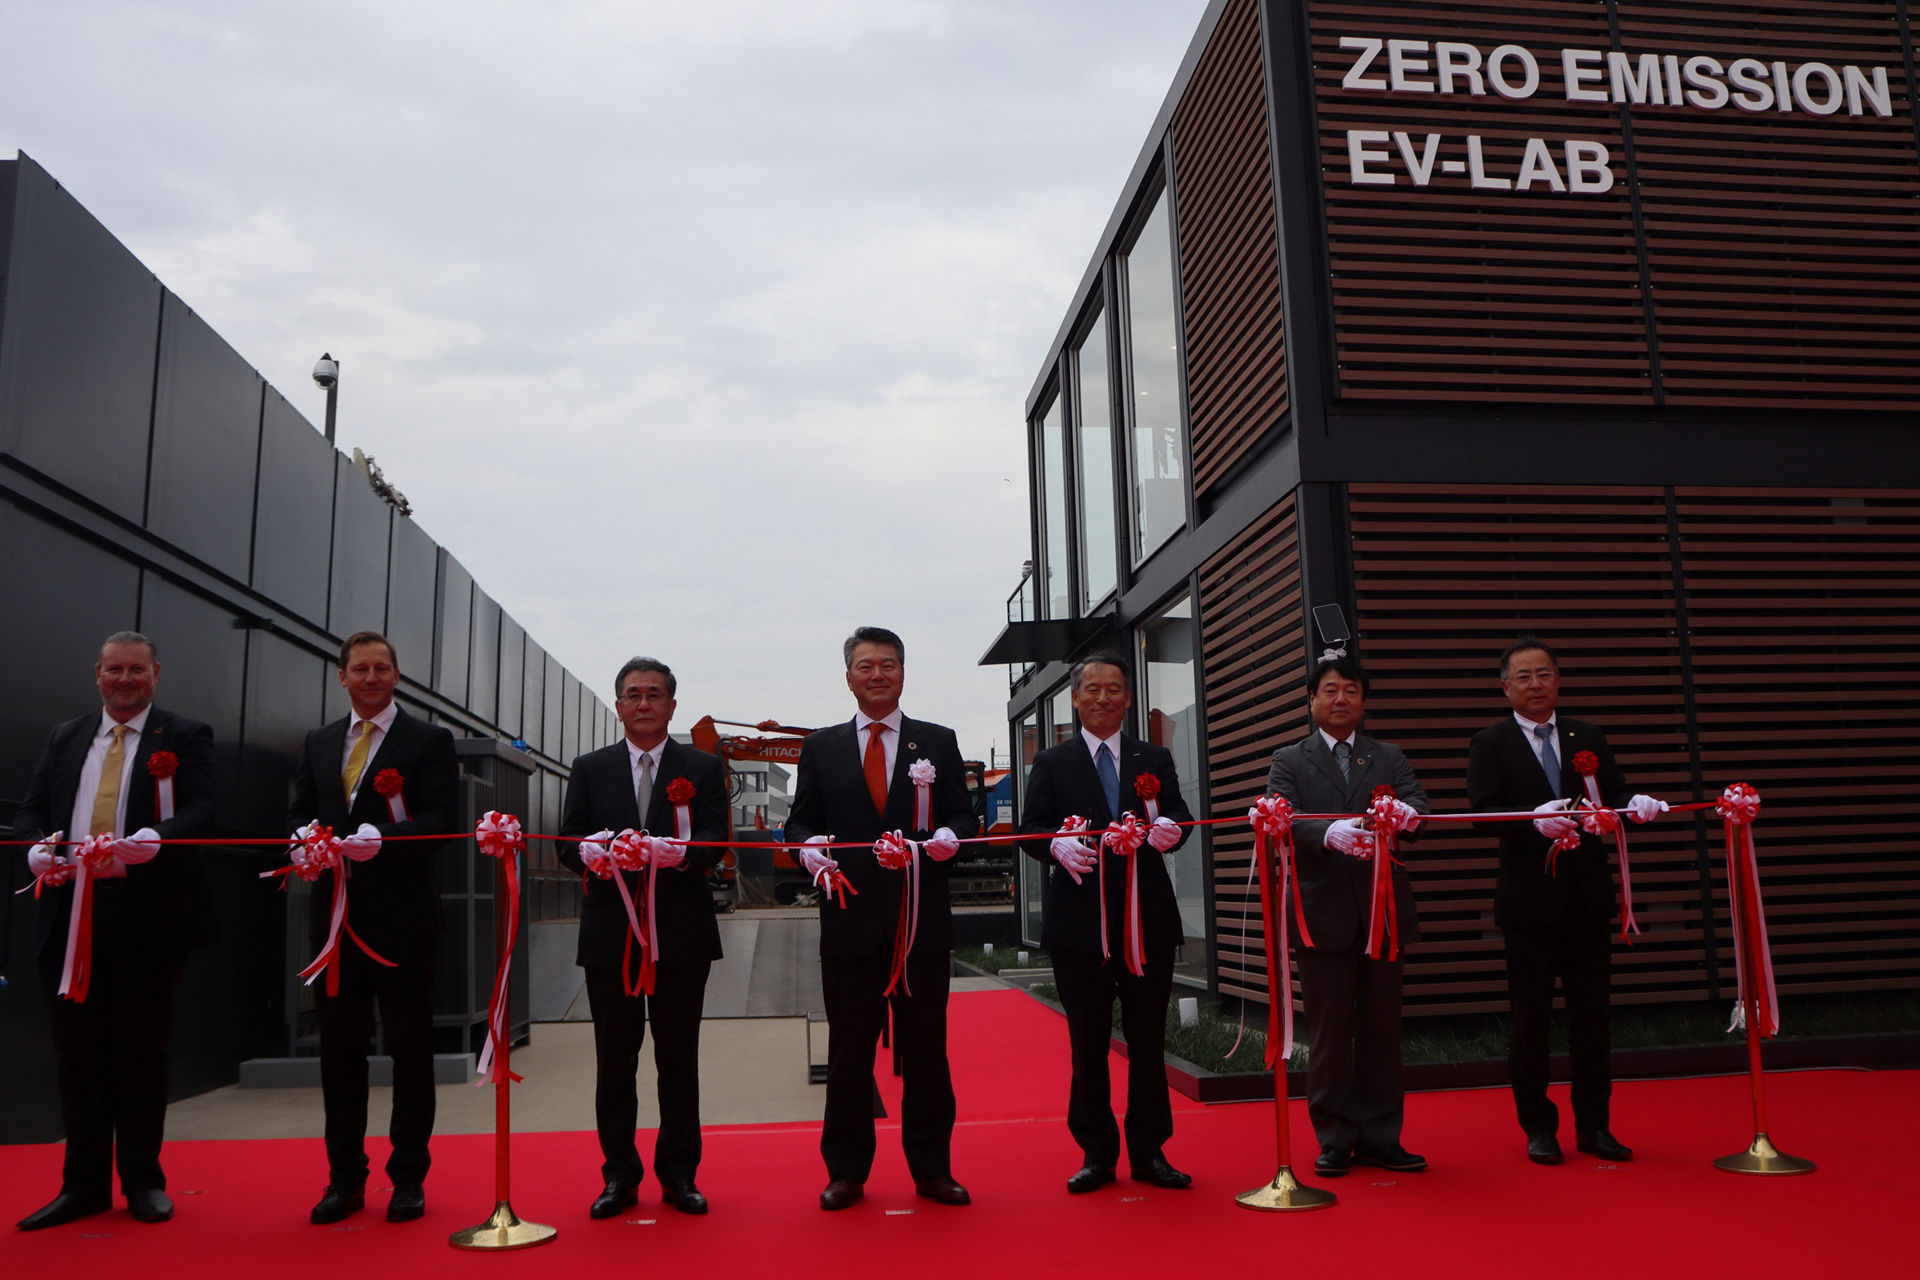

{"left": 1265, "top": 655, "right": 1430, "bottom": 1178}
{"left": 1018, "top": 652, "right": 1194, "bottom": 1194}
{"left": 287, "top": 630, "right": 457, "bottom": 1224}
{"left": 1466, "top": 635, "right": 1665, "bottom": 1166}
{"left": 785, "top": 626, "right": 976, "bottom": 1211}
{"left": 14, "top": 631, "right": 216, "bottom": 1230}
{"left": 557, "top": 656, "right": 728, "bottom": 1218}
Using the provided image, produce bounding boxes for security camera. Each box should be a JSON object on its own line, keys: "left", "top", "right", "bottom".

{"left": 312, "top": 353, "right": 339, "bottom": 390}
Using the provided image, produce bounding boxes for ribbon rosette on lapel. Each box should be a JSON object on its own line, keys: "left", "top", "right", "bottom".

{"left": 606, "top": 829, "right": 657, "bottom": 996}
{"left": 876, "top": 830, "right": 922, "bottom": 997}
{"left": 1133, "top": 771, "right": 1162, "bottom": 823}
{"left": 1570, "top": 748, "right": 1639, "bottom": 939}
{"left": 147, "top": 749, "right": 179, "bottom": 822}
{"left": 1101, "top": 813, "right": 1150, "bottom": 976}
{"left": 1716, "top": 783, "right": 1778, "bottom": 1036}
{"left": 372, "top": 767, "right": 408, "bottom": 822}
{"left": 666, "top": 776, "right": 695, "bottom": 842}
{"left": 907, "top": 759, "right": 936, "bottom": 830}
{"left": 472, "top": 811, "right": 526, "bottom": 1084}
{"left": 1363, "top": 786, "right": 1410, "bottom": 960}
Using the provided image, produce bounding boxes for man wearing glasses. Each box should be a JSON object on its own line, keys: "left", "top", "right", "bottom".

{"left": 1466, "top": 636, "right": 1666, "bottom": 1167}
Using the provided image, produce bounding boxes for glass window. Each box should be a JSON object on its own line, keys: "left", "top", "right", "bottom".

{"left": 1048, "top": 682, "right": 1077, "bottom": 748}
{"left": 1121, "top": 190, "right": 1187, "bottom": 565}
{"left": 1073, "top": 309, "right": 1118, "bottom": 611}
{"left": 1138, "top": 593, "right": 1205, "bottom": 976}
{"left": 1015, "top": 710, "right": 1044, "bottom": 948}
{"left": 1037, "top": 396, "right": 1071, "bottom": 619}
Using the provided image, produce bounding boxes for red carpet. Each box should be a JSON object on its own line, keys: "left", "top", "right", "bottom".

{"left": 5, "top": 989, "right": 1912, "bottom": 1277}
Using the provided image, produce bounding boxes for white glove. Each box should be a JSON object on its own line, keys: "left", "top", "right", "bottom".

{"left": 1050, "top": 834, "right": 1096, "bottom": 883}
{"left": 110, "top": 826, "right": 162, "bottom": 865}
{"left": 798, "top": 835, "right": 839, "bottom": 879}
{"left": 1624, "top": 794, "right": 1668, "bottom": 824}
{"left": 1147, "top": 816, "right": 1181, "bottom": 853}
{"left": 925, "top": 827, "right": 961, "bottom": 862}
{"left": 650, "top": 838, "right": 688, "bottom": 870}
{"left": 1385, "top": 798, "right": 1423, "bottom": 833}
{"left": 27, "top": 832, "right": 66, "bottom": 878}
{"left": 1323, "top": 818, "right": 1374, "bottom": 858}
{"left": 1532, "top": 800, "right": 1579, "bottom": 840}
{"left": 341, "top": 822, "right": 383, "bottom": 862}
{"left": 579, "top": 829, "right": 614, "bottom": 876}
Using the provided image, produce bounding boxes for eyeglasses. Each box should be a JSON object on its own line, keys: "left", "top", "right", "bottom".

{"left": 1503, "top": 668, "right": 1559, "bottom": 687}
{"left": 616, "top": 691, "right": 670, "bottom": 705}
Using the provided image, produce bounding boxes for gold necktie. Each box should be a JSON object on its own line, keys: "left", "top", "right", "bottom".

{"left": 91, "top": 724, "right": 130, "bottom": 836}
{"left": 343, "top": 720, "right": 375, "bottom": 802}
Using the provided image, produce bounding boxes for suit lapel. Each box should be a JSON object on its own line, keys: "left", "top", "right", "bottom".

{"left": 1303, "top": 733, "right": 1348, "bottom": 802}
{"left": 126, "top": 710, "right": 166, "bottom": 828}
{"left": 1067, "top": 737, "right": 1112, "bottom": 826}
{"left": 54, "top": 717, "right": 95, "bottom": 823}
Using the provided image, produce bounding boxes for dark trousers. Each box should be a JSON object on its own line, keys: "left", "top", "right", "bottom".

{"left": 582, "top": 959, "right": 712, "bottom": 1186}
{"left": 38, "top": 943, "right": 186, "bottom": 1200}
{"left": 315, "top": 943, "right": 437, "bottom": 1189}
{"left": 820, "top": 951, "right": 954, "bottom": 1183}
{"left": 1503, "top": 918, "right": 1612, "bottom": 1136}
{"left": 1297, "top": 945, "right": 1405, "bottom": 1155}
{"left": 1052, "top": 947, "right": 1174, "bottom": 1170}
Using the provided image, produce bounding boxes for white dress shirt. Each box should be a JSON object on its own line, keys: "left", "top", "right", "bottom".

{"left": 854, "top": 708, "right": 904, "bottom": 780}
{"left": 628, "top": 737, "right": 667, "bottom": 817}
{"left": 67, "top": 706, "right": 151, "bottom": 839}
{"left": 340, "top": 700, "right": 399, "bottom": 806}
{"left": 1080, "top": 726, "right": 1122, "bottom": 766}
{"left": 1513, "top": 711, "right": 1561, "bottom": 777}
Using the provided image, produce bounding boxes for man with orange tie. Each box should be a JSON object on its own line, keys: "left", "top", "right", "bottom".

{"left": 14, "top": 631, "right": 216, "bottom": 1230}
{"left": 287, "top": 631, "right": 457, "bottom": 1225}
{"left": 785, "top": 627, "right": 977, "bottom": 1211}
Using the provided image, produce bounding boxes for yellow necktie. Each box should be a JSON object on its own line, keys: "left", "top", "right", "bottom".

{"left": 343, "top": 720, "right": 374, "bottom": 802}
{"left": 91, "top": 724, "right": 130, "bottom": 836}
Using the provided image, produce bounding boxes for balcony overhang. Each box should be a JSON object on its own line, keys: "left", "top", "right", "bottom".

{"left": 977, "top": 616, "right": 1116, "bottom": 667}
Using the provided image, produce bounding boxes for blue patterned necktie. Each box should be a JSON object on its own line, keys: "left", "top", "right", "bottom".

{"left": 1334, "top": 740, "right": 1351, "bottom": 783}
{"left": 1534, "top": 723, "right": 1560, "bottom": 787}
{"left": 1096, "top": 743, "right": 1120, "bottom": 817}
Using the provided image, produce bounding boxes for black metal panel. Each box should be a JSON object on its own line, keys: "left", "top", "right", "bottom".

{"left": 561, "top": 670, "right": 582, "bottom": 765}
{"left": 148, "top": 293, "right": 262, "bottom": 582}
{"left": 542, "top": 651, "right": 564, "bottom": 761}
{"left": 139, "top": 575, "right": 248, "bottom": 828}
{"left": 521, "top": 638, "right": 547, "bottom": 753}
{"left": 435, "top": 550, "right": 473, "bottom": 704}
{"left": 468, "top": 588, "right": 500, "bottom": 725}
{"left": 327, "top": 460, "right": 391, "bottom": 636}
{"left": 0, "top": 157, "right": 160, "bottom": 515}
{"left": 250, "top": 389, "right": 333, "bottom": 625}
{"left": 497, "top": 613, "right": 526, "bottom": 739}
{"left": 385, "top": 511, "right": 436, "bottom": 676}
{"left": 238, "top": 629, "right": 329, "bottom": 837}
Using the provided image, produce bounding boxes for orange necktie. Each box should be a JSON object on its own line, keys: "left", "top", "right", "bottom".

{"left": 864, "top": 722, "right": 889, "bottom": 815}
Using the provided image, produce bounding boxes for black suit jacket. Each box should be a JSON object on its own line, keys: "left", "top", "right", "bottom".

{"left": 286, "top": 706, "right": 459, "bottom": 964}
{"left": 785, "top": 716, "right": 977, "bottom": 961}
{"left": 13, "top": 706, "right": 218, "bottom": 963}
{"left": 557, "top": 737, "right": 729, "bottom": 968}
{"left": 1465, "top": 716, "right": 1629, "bottom": 931}
{"left": 1018, "top": 733, "right": 1194, "bottom": 957}
{"left": 1265, "top": 732, "right": 1429, "bottom": 952}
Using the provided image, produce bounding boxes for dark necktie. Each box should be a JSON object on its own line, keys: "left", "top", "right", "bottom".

{"left": 1534, "top": 723, "right": 1560, "bottom": 787}
{"left": 1096, "top": 743, "right": 1120, "bottom": 817}
{"left": 636, "top": 750, "right": 654, "bottom": 824}
{"left": 1334, "top": 739, "right": 1351, "bottom": 783}
{"left": 864, "top": 723, "right": 889, "bottom": 815}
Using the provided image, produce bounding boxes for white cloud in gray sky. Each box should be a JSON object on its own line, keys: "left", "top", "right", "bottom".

{"left": 1, "top": 0, "right": 1212, "bottom": 760}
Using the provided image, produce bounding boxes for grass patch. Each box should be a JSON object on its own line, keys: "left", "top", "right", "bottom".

{"left": 955, "top": 945, "right": 1048, "bottom": 974}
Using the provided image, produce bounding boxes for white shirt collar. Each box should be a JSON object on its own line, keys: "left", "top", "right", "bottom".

{"left": 1080, "top": 726, "right": 1122, "bottom": 759}
{"left": 1318, "top": 728, "right": 1356, "bottom": 753}
{"left": 99, "top": 706, "right": 153, "bottom": 738}
{"left": 1513, "top": 711, "right": 1557, "bottom": 735}
{"left": 627, "top": 737, "right": 667, "bottom": 771}
{"left": 856, "top": 708, "right": 903, "bottom": 735}
{"left": 356, "top": 701, "right": 400, "bottom": 734}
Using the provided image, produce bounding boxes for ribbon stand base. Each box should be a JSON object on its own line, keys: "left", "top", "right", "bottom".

{"left": 1236, "top": 1167, "right": 1337, "bottom": 1213}
{"left": 450, "top": 855, "right": 559, "bottom": 1251}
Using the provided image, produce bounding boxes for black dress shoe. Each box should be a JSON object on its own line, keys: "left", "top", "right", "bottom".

{"left": 310, "top": 1185, "right": 366, "bottom": 1225}
{"left": 661, "top": 1178, "right": 708, "bottom": 1215}
{"left": 128, "top": 1188, "right": 175, "bottom": 1223}
{"left": 1129, "top": 1156, "right": 1192, "bottom": 1189}
{"left": 590, "top": 1182, "right": 639, "bottom": 1219}
{"left": 819, "top": 1179, "right": 864, "bottom": 1211}
{"left": 1313, "top": 1147, "right": 1353, "bottom": 1178}
{"left": 913, "top": 1175, "right": 971, "bottom": 1206}
{"left": 1576, "top": 1130, "right": 1634, "bottom": 1162}
{"left": 17, "top": 1191, "right": 111, "bottom": 1231}
{"left": 1066, "top": 1164, "right": 1116, "bottom": 1194}
{"left": 386, "top": 1184, "right": 425, "bottom": 1223}
{"left": 1352, "top": 1144, "right": 1428, "bottom": 1173}
{"left": 1527, "top": 1133, "right": 1564, "bottom": 1165}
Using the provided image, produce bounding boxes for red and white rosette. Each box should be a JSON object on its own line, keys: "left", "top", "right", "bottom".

{"left": 1363, "top": 786, "right": 1411, "bottom": 961}
{"left": 666, "top": 777, "right": 695, "bottom": 843}
{"left": 56, "top": 835, "right": 119, "bottom": 1003}
{"left": 606, "top": 829, "right": 655, "bottom": 997}
{"left": 1717, "top": 783, "right": 1780, "bottom": 1038}
{"left": 147, "top": 750, "right": 179, "bottom": 822}
{"left": 1100, "top": 812, "right": 1150, "bottom": 977}
{"left": 907, "top": 759, "right": 935, "bottom": 831}
{"left": 1245, "top": 796, "right": 1310, "bottom": 1064}
{"left": 876, "top": 830, "right": 921, "bottom": 996}
{"left": 473, "top": 811, "right": 525, "bottom": 1086}
{"left": 1572, "top": 749, "right": 1640, "bottom": 941}
{"left": 1133, "top": 772, "right": 1162, "bottom": 824}
{"left": 287, "top": 823, "right": 397, "bottom": 997}
{"left": 372, "top": 768, "right": 408, "bottom": 822}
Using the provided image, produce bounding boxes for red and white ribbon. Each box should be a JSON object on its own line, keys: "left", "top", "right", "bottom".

{"left": 1244, "top": 796, "right": 1310, "bottom": 1063}
{"left": 148, "top": 751, "right": 179, "bottom": 823}
{"left": 908, "top": 759, "right": 935, "bottom": 831}
{"left": 286, "top": 824, "right": 397, "bottom": 996}
{"left": 1101, "top": 813, "right": 1149, "bottom": 977}
{"left": 56, "top": 835, "right": 118, "bottom": 1003}
{"left": 877, "top": 831, "right": 922, "bottom": 996}
{"left": 1574, "top": 755, "right": 1640, "bottom": 941}
{"left": 606, "top": 829, "right": 656, "bottom": 996}
{"left": 1364, "top": 790, "right": 1412, "bottom": 961}
{"left": 1133, "top": 773, "right": 1162, "bottom": 824}
{"left": 473, "top": 811, "right": 525, "bottom": 1086}
{"left": 373, "top": 769, "right": 408, "bottom": 823}
{"left": 1717, "top": 783, "right": 1779, "bottom": 1037}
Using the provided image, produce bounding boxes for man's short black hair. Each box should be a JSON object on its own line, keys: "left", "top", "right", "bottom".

{"left": 615, "top": 657, "right": 676, "bottom": 699}
{"left": 339, "top": 630, "right": 396, "bottom": 671}
{"left": 843, "top": 627, "right": 905, "bottom": 669}
{"left": 1499, "top": 634, "right": 1559, "bottom": 678}
{"left": 1070, "top": 651, "right": 1132, "bottom": 691}
{"left": 1308, "top": 654, "right": 1369, "bottom": 698}
{"left": 101, "top": 630, "right": 158, "bottom": 662}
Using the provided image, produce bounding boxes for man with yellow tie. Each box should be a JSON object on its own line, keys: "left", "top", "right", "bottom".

{"left": 287, "top": 631, "right": 457, "bottom": 1226}
{"left": 13, "top": 631, "right": 216, "bottom": 1231}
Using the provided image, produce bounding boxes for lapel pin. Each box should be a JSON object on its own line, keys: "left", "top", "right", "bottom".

{"left": 907, "top": 742, "right": 917, "bottom": 751}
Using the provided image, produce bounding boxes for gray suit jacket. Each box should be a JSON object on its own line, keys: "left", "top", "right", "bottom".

{"left": 1265, "top": 731, "right": 1429, "bottom": 953}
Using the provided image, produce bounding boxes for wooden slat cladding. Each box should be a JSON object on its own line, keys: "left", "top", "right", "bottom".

{"left": 1617, "top": 3, "right": 1920, "bottom": 407}
{"left": 1675, "top": 489, "right": 1920, "bottom": 995}
{"left": 1346, "top": 485, "right": 1702, "bottom": 1014}
{"left": 1307, "top": 2, "right": 1652, "bottom": 403}
{"left": 1200, "top": 496, "right": 1307, "bottom": 1002}
{"left": 1173, "top": 0, "right": 1288, "bottom": 497}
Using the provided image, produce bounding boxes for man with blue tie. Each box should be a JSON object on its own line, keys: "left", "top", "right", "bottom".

{"left": 1466, "top": 636, "right": 1666, "bottom": 1167}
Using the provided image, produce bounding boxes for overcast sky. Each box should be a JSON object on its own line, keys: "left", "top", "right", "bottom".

{"left": 1, "top": 0, "right": 1212, "bottom": 764}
